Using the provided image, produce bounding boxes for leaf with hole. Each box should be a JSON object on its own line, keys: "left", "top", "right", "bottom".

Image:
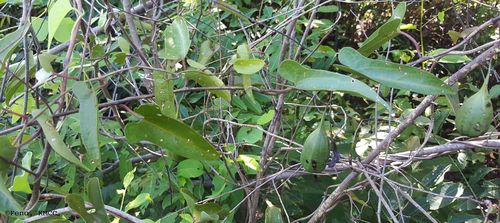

{"left": 125, "top": 105, "right": 219, "bottom": 160}
{"left": 279, "top": 60, "right": 391, "bottom": 111}
{"left": 339, "top": 47, "right": 455, "bottom": 95}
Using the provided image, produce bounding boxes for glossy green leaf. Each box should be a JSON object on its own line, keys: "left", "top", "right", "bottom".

{"left": 10, "top": 152, "right": 32, "bottom": 194}
{"left": 66, "top": 194, "right": 94, "bottom": 223}
{"left": 0, "top": 175, "right": 22, "bottom": 213}
{"left": 0, "top": 136, "right": 16, "bottom": 176}
{"left": 0, "top": 24, "right": 29, "bottom": 71}
{"left": 184, "top": 70, "right": 231, "bottom": 102}
{"left": 339, "top": 47, "right": 455, "bottom": 95}
{"left": 87, "top": 177, "right": 110, "bottom": 223}
{"left": 163, "top": 17, "right": 191, "bottom": 60}
{"left": 33, "top": 109, "right": 91, "bottom": 171}
{"left": 237, "top": 154, "right": 261, "bottom": 172}
{"left": 73, "top": 82, "right": 100, "bottom": 170}
{"left": 234, "top": 59, "right": 265, "bottom": 75}
{"left": 48, "top": 0, "right": 73, "bottom": 48}
{"left": 153, "top": 71, "right": 176, "bottom": 118}
{"left": 125, "top": 105, "right": 219, "bottom": 160}
{"left": 177, "top": 159, "right": 204, "bottom": 178}
{"left": 279, "top": 60, "right": 391, "bottom": 110}
{"left": 125, "top": 193, "right": 152, "bottom": 212}
{"left": 357, "top": 19, "right": 401, "bottom": 56}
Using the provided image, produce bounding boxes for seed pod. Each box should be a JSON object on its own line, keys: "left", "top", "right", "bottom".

{"left": 455, "top": 78, "right": 493, "bottom": 137}
{"left": 300, "top": 118, "right": 330, "bottom": 173}
{"left": 264, "top": 205, "right": 284, "bottom": 223}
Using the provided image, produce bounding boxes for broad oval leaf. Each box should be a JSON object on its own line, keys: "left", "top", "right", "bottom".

{"left": 73, "top": 82, "right": 100, "bottom": 170}
{"left": 358, "top": 19, "right": 401, "bottom": 56}
{"left": 163, "top": 17, "right": 191, "bottom": 60}
{"left": 177, "top": 159, "right": 204, "bottom": 178}
{"left": 48, "top": 0, "right": 73, "bottom": 48}
{"left": 184, "top": 70, "right": 231, "bottom": 102}
{"left": 125, "top": 105, "right": 219, "bottom": 160}
{"left": 234, "top": 59, "right": 265, "bottom": 75}
{"left": 279, "top": 60, "right": 391, "bottom": 110}
{"left": 339, "top": 47, "right": 455, "bottom": 95}
{"left": 33, "top": 109, "right": 91, "bottom": 171}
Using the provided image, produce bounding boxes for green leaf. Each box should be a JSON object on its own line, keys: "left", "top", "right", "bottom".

{"left": 125, "top": 193, "right": 152, "bottom": 212}
{"left": 0, "top": 175, "right": 22, "bottom": 213}
{"left": 391, "top": 2, "right": 406, "bottom": 20}
{"left": 10, "top": 152, "right": 32, "bottom": 194}
{"left": 87, "top": 177, "right": 110, "bottom": 223}
{"left": 198, "top": 40, "right": 214, "bottom": 65}
{"left": 338, "top": 47, "right": 455, "bottom": 95}
{"left": 33, "top": 109, "right": 91, "bottom": 171}
{"left": 234, "top": 59, "right": 265, "bottom": 75}
{"left": 279, "top": 60, "right": 391, "bottom": 110}
{"left": 236, "top": 43, "right": 251, "bottom": 59}
{"left": 73, "top": 82, "right": 100, "bottom": 170}
{"left": 422, "top": 164, "right": 451, "bottom": 187}
{"left": 117, "top": 36, "right": 130, "bottom": 54}
{"left": 438, "top": 11, "right": 445, "bottom": 24}
{"left": 193, "top": 203, "right": 229, "bottom": 222}
{"left": 0, "top": 24, "right": 29, "bottom": 72}
{"left": 177, "top": 159, "right": 204, "bottom": 178}
{"left": 236, "top": 127, "right": 263, "bottom": 144}
{"left": 125, "top": 105, "right": 219, "bottom": 160}
{"left": 447, "top": 30, "right": 461, "bottom": 44}
{"left": 265, "top": 205, "right": 284, "bottom": 223}
{"left": 428, "top": 182, "right": 464, "bottom": 210}
{"left": 38, "top": 53, "right": 57, "bottom": 72}
{"left": 357, "top": 19, "right": 401, "bottom": 56}
{"left": 256, "top": 110, "right": 275, "bottom": 125}
{"left": 429, "top": 49, "right": 471, "bottom": 64}
{"left": 318, "top": 5, "right": 338, "bottom": 13}
{"left": 0, "top": 136, "right": 16, "bottom": 176}
{"left": 237, "top": 154, "right": 262, "bottom": 172}
{"left": 53, "top": 17, "right": 75, "bottom": 43}
{"left": 66, "top": 194, "right": 94, "bottom": 223}
{"left": 123, "top": 167, "right": 136, "bottom": 189}
{"left": 489, "top": 85, "right": 500, "bottom": 99}
{"left": 163, "top": 17, "right": 191, "bottom": 60}
{"left": 153, "top": 71, "right": 176, "bottom": 118}
{"left": 48, "top": 0, "right": 73, "bottom": 48}
{"left": 184, "top": 70, "right": 231, "bottom": 102}
{"left": 31, "top": 17, "right": 49, "bottom": 42}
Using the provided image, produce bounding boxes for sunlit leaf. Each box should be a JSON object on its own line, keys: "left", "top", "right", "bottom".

{"left": 234, "top": 59, "right": 265, "bottom": 75}
{"left": 48, "top": 0, "right": 73, "bottom": 48}
{"left": 10, "top": 152, "right": 32, "bottom": 194}
{"left": 163, "top": 17, "right": 191, "bottom": 60}
{"left": 358, "top": 19, "right": 401, "bottom": 56}
{"left": 125, "top": 193, "right": 152, "bottom": 212}
{"left": 339, "top": 47, "right": 455, "bottom": 95}
{"left": 279, "top": 60, "right": 391, "bottom": 110}
{"left": 0, "top": 24, "right": 29, "bottom": 71}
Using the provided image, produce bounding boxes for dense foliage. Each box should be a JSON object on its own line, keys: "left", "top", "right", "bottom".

{"left": 0, "top": 0, "right": 499, "bottom": 222}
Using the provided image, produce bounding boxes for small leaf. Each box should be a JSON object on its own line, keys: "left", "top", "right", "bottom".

{"left": 429, "top": 49, "right": 471, "bottom": 64}
{"left": 236, "top": 127, "right": 263, "bottom": 144}
{"left": 265, "top": 205, "right": 284, "bottom": 223}
{"left": 123, "top": 167, "right": 136, "bottom": 189}
{"left": 10, "top": 152, "right": 32, "bottom": 194}
{"left": 358, "top": 19, "right": 401, "bottom": 56}
{"left": 125, "top": 193, "right": 152, "bottom": 212}
{"left": 447, "top": 30, "right": 461, "bottom": 44}
{"left": 117, "top": 36, "right": 130, "bottom": 54}
{"left": 193, "top": 203, "right": 229, "bottom": 222}
{"left": 48, "top": 0, "right": 73, "bottom": 48}
{"left": 234, "top": 59, "right": 265, "bottom": 75}
{"left": 38, "top": 52, "right": 57, "bottom": 72}
{"left": 163, "top": 17, "right": 191, "bottom": 60}
{"left": 256, "top": 110, "right": 275, "bottom": 125}
{"left": 438, "top": 11, "right": 445, "bottom": 24}
{"left": 31, "top": 17, "right": 49, "bottom": 42}
{"left": 279, "top": 60, "right": 391, "bottom": 110}
{"left": 33, "top": 109, "right": 91, "bottom": 171}
{"left": 236, "top": 43, "right": 251, "bottom": 59}
{"left": 318, "top": 5, "right": 338, "bottom": 13}
{"left": 53, "top": 17, "right": 75, "bottom": 43}
{"left": 339, "top": 47, "right": 455, "bottom": 95}
{"left": 177, "top": 159, "right": 204, "bottom": 178}
{"left": 184, "top": 70, "right": 231, "bottom": 102}
{"left": 87, "top": 177, "right": 110, "bottom": 223}
{"left": 237, "top": 154, "right": 262, "bottom": 172}
{"left": 198, "top": 40, "right": 214, "bottom": 65}
{"left": 125, "top": 105, "right": 219, "bottom": 160}
{"left": 73, "top": 82, "right": 100, "bottom": 170}
{"left": 391, "top": 2, "right": 406, "bottom": 20}
{"left": 66, "top": 194, "right": 94, "bottom": 223}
